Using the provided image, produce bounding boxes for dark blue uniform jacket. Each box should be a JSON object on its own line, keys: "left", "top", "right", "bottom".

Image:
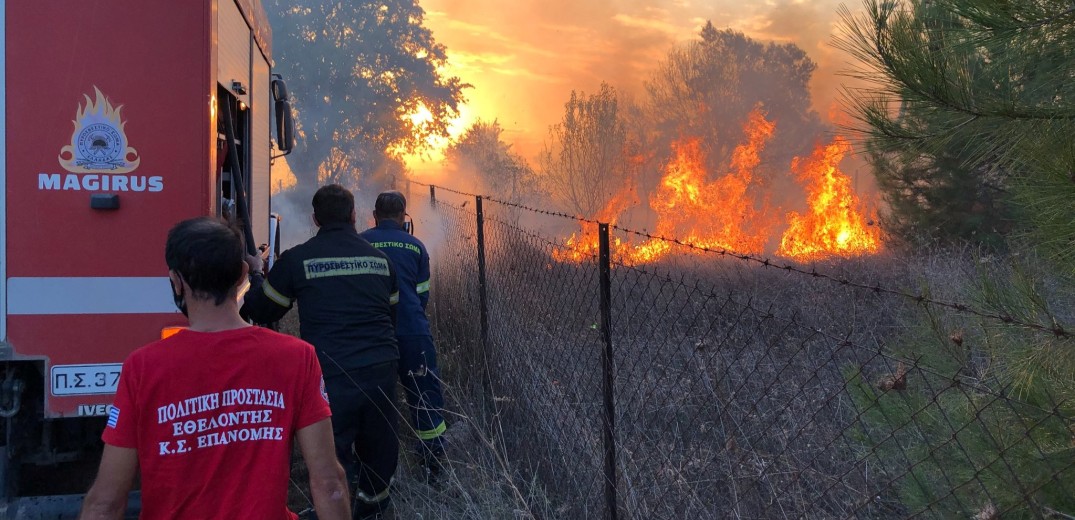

{"left": 360, "top": 220, "right": 431, "bottom": 337}
{"left": 241, "top": 223, "right": 399, "bottom": 378}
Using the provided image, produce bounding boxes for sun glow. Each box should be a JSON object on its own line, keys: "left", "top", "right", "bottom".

{"left": 400, "top": 101, "right": 476, "bottom": 180}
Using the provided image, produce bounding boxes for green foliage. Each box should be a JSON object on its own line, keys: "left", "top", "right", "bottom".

{"left": 839, "top": 3, "right": 1075, "bottom": 510}
{"left": 846, "top": 363, "right": 1075, "bottom": 517}
{"left": 843, "top": 253, "right": 1075, "bottom": 517}
{"left": 268, "top": 0, "right": 467, "bottom": 190}
{"left": 865, "top": 138, "right": 1011, "bottom": 248}
{"left": 837, "top": 0, "right": 1075, "bottom": 265}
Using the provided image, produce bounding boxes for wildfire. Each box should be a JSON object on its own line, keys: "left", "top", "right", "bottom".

{"left": 776, "top": 137, "right": 881, "bottom": 261}
{"left": 627, "top": 108, "right": 776, "bottom": 264}
{"left": 551, "top": 180, "right": 638, "bottom": 263}
{"left": 553, "top": 109, "right": 882, "bottom": 265}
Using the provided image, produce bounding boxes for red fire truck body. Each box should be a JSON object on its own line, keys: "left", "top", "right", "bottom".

{"left": 0, "top": 0, "right": 290, "bottom": 509}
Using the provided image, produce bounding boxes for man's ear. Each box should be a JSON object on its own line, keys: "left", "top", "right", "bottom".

{"left": 235, "top": 262, "right": 250, "bottom": 290}
{"left": 350, "top": 208, "right": 358, "bottom": 224}
{"left": 168, "top": 270, "right": 184, "bottom": 295}
{"left": 312, "top": 213, "right": 321, "bottom": 228}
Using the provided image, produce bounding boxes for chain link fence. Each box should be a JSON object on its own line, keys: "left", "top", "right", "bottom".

{"left": 413, "top": 182, "right": 1075, "bottom": 519}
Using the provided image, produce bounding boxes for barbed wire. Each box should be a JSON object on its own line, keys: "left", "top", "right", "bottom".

{"left": 426, "top": 192, "right": 1075, "bottom": 519}
{"left": 611, "top": 258, "right": 1070, "bottom": 419}
{"left": 410, "top": 180, "right": 602, "bottom": 225}
{"left": 409, "top": 180, "right": 1070, "bottom": 339}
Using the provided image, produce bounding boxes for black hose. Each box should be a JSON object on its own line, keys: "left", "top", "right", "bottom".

{"left": 221, "top": 100, "right": 257, "bottom": 256}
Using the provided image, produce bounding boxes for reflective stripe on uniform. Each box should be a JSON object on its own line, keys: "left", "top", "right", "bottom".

{"left": 263, "top": 281, "right": 292, "bottom": 307}
{"left": 390, "top": 291, "right": 400, "bottom": 305}
{"left": 356, "top": 487, "right": 391, "bottom": 504}
{"left": 417, "top": 420, "right": 446, "bottom": 440}
{"left": 416, "top": 279, "right": 430, "bottom": 294}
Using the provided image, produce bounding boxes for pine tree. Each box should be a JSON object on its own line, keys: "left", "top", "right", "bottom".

{"left": 839, "top": 3, "right": 1075, "bottom": 515}
{"left": 837, "top": 0, "right": 1075, "bottom": 265}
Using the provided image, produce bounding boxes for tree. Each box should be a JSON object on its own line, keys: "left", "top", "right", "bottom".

{"left": 837, "top": 2, "right": 1075, "bottom": 515}
{"left": 837, "top": 0, "right": 1075, "bottom": 264}
{"left": 645, "top": 23, "right": 826, "bottom": 183}
{"left": 864, "top": 121, "right": 1012, "bottom": 247}
{"left": 267, "top": 0, "right": 467, "bottom": 193}
{"left": 540, "top": 83, "right": 639, "bottom": 217}
{"left": 445, "top": 119, "right": 541, "bottom": 203}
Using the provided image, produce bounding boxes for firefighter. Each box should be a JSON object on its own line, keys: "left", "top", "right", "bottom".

{"left": 242, "top": 185, "right": 400, "bottom": 520}
{"left": 360, "top": 190, "right": 448, "bottom": 481}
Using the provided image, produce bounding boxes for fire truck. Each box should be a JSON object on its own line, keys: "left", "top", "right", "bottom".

{"left": 0, "top": 0, "right": 293, "bottom": 515}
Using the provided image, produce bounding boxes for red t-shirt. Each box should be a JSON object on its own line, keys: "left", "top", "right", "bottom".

{"left": 102, "top": 326, "right": 331, "bottom": 520}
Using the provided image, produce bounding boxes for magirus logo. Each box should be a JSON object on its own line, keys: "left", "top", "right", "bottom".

{"left": 40, "top": 87, "right": 162, "bottom": 192}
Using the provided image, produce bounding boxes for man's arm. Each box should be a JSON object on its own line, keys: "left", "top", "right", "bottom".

{"left": 418, "top": 245, "right": 431, "bottom": 310}
{"left": 79, "top": 445, "right": 138, "bottom": 520}
{"left": 297, "top": 419, "right": 351, "bottom": 520}
{"left": 387, "top": 257, "right": 399, "bottom": 328}
{"left": 240, "top": 253, "right": 295, "bottom": 323}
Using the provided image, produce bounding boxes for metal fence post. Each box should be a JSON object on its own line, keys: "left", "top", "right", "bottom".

{"left": 598, "top": 223, "right": 619, "bottom": 520}
{"left": 475, "top": 196, "right": 492, "bottom": 404}
{"left": 430, "top": 185, "right": 436, "bottom": 208}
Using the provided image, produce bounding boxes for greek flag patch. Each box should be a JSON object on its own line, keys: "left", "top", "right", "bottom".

{"left": 107, "top": 406, "right": 120, "bottom": 428}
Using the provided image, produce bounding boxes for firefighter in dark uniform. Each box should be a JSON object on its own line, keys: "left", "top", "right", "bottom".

{"left": 360, "top": 191, "right": 447, "bottom": 480}
{"left": 242, "top": 184, "right": 399, "bottom": 520}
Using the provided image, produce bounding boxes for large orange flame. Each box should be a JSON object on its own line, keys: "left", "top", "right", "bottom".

{"left": 626, "top": 107, "right": 776, "bottom": 263}
{"left": 552, "top": 109, "right": 883, "bottom": 265}
{"left": 551, "top": 180, "right": 637, "bottom": 263}
{"left": 776, "top": 137, "right": 881, "bottom": 261}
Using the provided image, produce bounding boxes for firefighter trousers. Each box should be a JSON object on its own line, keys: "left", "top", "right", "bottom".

{"left": 324, "top": 361, "right": 399, "bottom": 517}
{"left": 397, "top": 335, "right": 446, "bottom": 457}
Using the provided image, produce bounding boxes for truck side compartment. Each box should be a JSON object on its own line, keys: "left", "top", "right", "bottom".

{"left": 0, "top": 0, "right": 282, "bottom": 509}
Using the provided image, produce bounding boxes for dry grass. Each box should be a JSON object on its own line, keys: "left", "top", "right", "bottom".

{"left": 278, "top": 309, "right": 551, "bottom": 519}
{"left": 420, "top": 200, "right": 1074, "bottom": 519}
{"left": 280, "top": 200, "right": 1074, "bottom": 518}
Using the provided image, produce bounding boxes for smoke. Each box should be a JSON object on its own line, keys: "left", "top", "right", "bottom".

{"left": 419, "top": 0, "right": 863, "bottom": 163}
{"left": 270, "top": 184, "right": 318, "bottom": 251}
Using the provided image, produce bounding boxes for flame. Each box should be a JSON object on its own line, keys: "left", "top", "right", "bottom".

{"left": 628, "top": 108, "right": 776, "bottom": 263}
{"left": 551, "top": 180, "right": 637, "bottom": 263}
{"left": 776, "top": 137, "right": 881, "bottom": 261}
{"left": 551, "top": 108, "right": 883, "bottom": 266}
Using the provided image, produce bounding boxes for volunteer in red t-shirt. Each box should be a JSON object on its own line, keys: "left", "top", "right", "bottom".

{"left": 79, "top": 217, "right": 350, "bottom": 520}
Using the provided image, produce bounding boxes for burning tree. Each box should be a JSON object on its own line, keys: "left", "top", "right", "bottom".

{"left": 777, "top": 137, "right": 881, "bottom": 261}
{"left": 646, "top": 22, "right": 827, "bottom": 188}
{"left": 637, "top": 107, "right": 778, "bottom": 257}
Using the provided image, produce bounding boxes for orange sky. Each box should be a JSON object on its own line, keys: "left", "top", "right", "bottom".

{"left": 404, "top": 0, "right": 862, "bottom": 175}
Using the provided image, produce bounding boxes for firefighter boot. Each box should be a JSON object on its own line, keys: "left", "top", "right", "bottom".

{"left": 353, "top": 493, "right": 393, "bottom": 520}
{"left": 418, "top": 436, "right": 446, "bottom": 485}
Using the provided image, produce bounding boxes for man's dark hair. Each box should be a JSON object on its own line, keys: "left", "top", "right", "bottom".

{"left": 374, "top": 190, "right": 406, "bottom": 219}
{"left": 165, "top": 217, "right": 245, "bottom": 305}
{"left": 312, "top": 184, "right": 355, "bottom": 226}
